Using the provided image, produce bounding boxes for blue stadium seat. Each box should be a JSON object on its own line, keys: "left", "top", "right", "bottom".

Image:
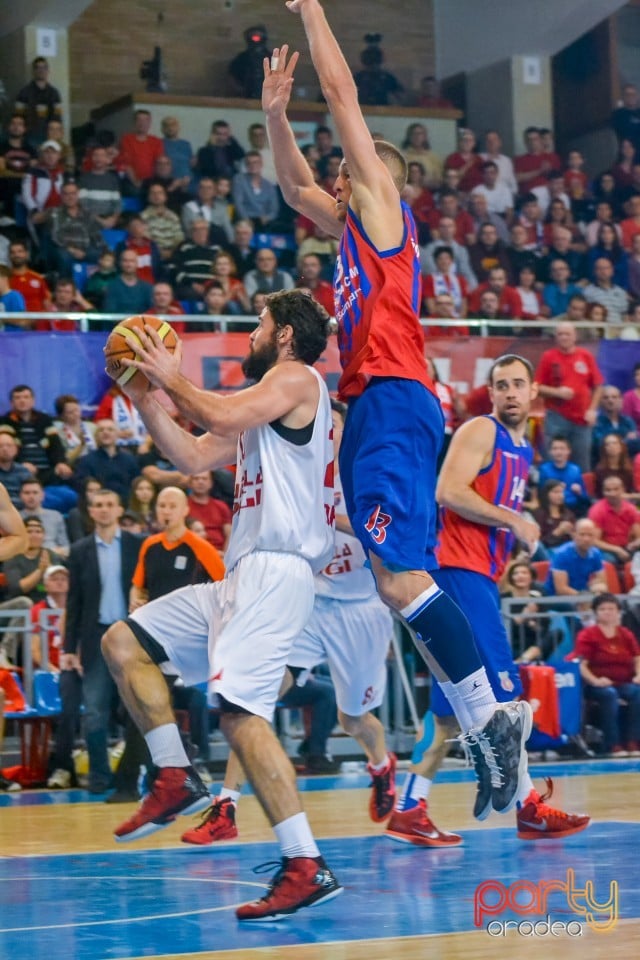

{"left": 121, "top": 196, "right": 142, "bottom": 213}
{"left": 32, "top": 670, "right": 61, "bottom": 715}
{"left": 102, "top": 228, "right": 127, "bottom": 250}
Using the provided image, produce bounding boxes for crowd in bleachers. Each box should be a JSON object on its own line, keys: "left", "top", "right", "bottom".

{"left": 3, "top": 60, "right": 640, "bottom": 334}
{"left": 3, "top": 58, "right": 640, "bottom": 787}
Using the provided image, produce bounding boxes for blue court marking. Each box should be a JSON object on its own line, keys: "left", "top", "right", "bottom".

{"left": 0, "top": 824, "right": 636, "bottom": 959}
{"left": 1, "top": 757, "right": 638, "bottom": 808}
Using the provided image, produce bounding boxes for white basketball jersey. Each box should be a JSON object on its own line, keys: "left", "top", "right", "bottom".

{"left": 224, "top": 365, "right": 335, "bottom": 574}
{"left": 314, "top": 471, "right": 378, "bottom": 601}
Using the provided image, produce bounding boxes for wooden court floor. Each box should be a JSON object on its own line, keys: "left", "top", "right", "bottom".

{"left": 1, "top": 761, "right": 638, "bottom": 960}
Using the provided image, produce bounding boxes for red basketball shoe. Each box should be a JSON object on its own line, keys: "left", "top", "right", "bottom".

{"left": 516, "top": 778, "right": 590, "bottom": 840}
{"left": 181, "top": 797, "right": 238, "bottom": 844}
{"left": 367, "top": 752, "right": 397, "bottom": 822}
{"left": 385, "top": 800, "right": 463, "bottom": 847}
{"left": 236, "top": 856, "right": 342, "bottom": 921}
{"left": 114, "top": 766, "right": 210, "bottom": 842}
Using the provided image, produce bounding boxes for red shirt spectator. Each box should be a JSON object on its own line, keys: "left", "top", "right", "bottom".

{"left": 9, "top": 267, "right": 50, "bottom": 312}
{"left": 118, "top": 110, "right": 163, "bottom": 186}
{"left": 575, "top": 623, "right": 640, "bottom": 685}
{"left": 8, "top": 240, "right": 51, "bottom": 312}
{"left": 620, "top": 198, "right": 640, "bottom": 250}
{"left": 588, "top": 496, "right": 640, "bottom": 548}
{"left": 464, "top": 384, "right": 492, "bottom": 418}
{"left": 187, "top": 471, "right": 232, "bottom": 551}
{"left": 444, "top": 152, "right": 484, "bottom": 193}
{"left": 467, "top": 267, "right": 522, "bottom": 319}
{"left": 535, "top": 324, "right": 604, "bottom": 426}
{"left": 427, "top": 207, "right": 475, "bottom": 246}
{"left": 31, "top": 597, "right": 63, "bottom": 668}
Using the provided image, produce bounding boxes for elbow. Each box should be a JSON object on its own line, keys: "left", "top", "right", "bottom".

{"left": 320, "top": 76, "right": 355, "bottom": 106}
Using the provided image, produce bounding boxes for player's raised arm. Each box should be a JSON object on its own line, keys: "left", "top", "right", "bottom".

{"left": 262, "top": 44, "right": 341, "bottom": 237}
{"left": 288, "top": 0, "right": 402, "bottom": 240}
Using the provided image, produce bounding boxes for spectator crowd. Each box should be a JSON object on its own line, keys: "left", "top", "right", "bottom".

{"left": 3, "top": 71, "right": 640, "bottom": 336}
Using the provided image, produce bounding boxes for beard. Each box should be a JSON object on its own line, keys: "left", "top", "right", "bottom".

{"left": 241, "top": 335, "right": 279, "bottom": 382}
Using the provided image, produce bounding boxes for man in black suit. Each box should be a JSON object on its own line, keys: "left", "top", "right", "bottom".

{"left": 62, "top": 489, "right": 141, "bottom": 793}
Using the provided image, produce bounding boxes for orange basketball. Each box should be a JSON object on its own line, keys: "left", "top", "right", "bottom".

{"left": 104, "top": 315, "right": 178, "bottom": 389}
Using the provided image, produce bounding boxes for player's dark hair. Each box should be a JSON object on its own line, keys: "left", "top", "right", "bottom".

{"left": 488, "top": 354, "right": 534, "bottom": 385}
{"left": 265, "top": 289, "right": 330, "bottom": 365}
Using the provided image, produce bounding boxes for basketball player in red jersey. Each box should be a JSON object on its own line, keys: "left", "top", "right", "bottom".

{"left": 265, "top": 0, "right": 532, "bottom": 819}
{"left": 386, "top": 355, "right": 589, "bottom": 845}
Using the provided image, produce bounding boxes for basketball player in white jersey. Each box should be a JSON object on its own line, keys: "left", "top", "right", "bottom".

{"left": 101, "top": 290, "right": 343, "bottom": 921}
{"left": 181, "top": 400, "right": 398, "bottom": 845}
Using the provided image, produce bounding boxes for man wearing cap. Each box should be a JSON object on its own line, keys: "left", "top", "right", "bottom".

{"left": 31, "top": 564, "right": 68, "bottom": 670}
{"left": 20, "top": 139, "right": 64, "bottom": 235}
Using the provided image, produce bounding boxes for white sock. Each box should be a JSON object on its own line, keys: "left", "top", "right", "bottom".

{"left": 396, "top": 772, "right": 432, "bottom": 811}
{"left": 274, "top": 812, "right": 320, "bottom": 859}
{"left": 439, "top": 680, "right": 473, "bottom": 731}
{"left": 219, "top": 788, "right": 240, "bottom": 804}
{"left": 368, "top": 753, "right": 390, "bottom": 773}
{"left": 144, "top": 723, "right": 190, "bottom": 768}
{"left": 452, "top": 667, "right": 497, "bottom": 730}
{"left": 515, "top": 772, "right": 535, "bottom": 806}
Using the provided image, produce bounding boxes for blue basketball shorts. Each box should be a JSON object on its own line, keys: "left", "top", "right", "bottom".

{"left": 339, "top": 377, "right": 443, "bottom": 572}
{"left": 429, "top": 567, "right": 522, "bottom": 717}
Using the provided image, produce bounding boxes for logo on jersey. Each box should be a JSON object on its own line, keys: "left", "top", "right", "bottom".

{"left": 361, "top": 685, "right": 374, "bottom": 707}
{"left": 498, "top": 671, "right": 515, "bottom": 693}
{"left": 365, "top": 505, "right": 392, "bottom": 545}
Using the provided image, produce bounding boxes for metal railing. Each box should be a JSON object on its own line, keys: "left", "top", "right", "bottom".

{"left": 501, "top": 592, "right": 601, "bottom": 662}
{"left": 0, "top": 312, "right": 624, "bottom": 336}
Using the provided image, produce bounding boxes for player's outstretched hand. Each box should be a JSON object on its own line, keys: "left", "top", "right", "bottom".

{"left": 285, "top": 0, "right": 310, "bottom": 13}
{"left": 262, "top": 44, "right": 299, "bottom": 116}
{"left": 120, "top": 323, "right": 183, "bottom": 393}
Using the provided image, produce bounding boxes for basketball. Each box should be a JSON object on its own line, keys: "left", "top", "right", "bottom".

{"left": 104, "top": 315, "right": 178, "bottom": 389}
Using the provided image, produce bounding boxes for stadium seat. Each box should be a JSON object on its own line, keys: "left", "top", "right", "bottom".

{"left": 121, "top": 196, "right": 142, "bottom": 213}
{"left": 582, "top": 471, "right": 595, "bottom": 497}
{"left": 531, "top": 560, "right": 550, "bottom": 583}
{"left": 32, "top": 670, "right": 61, "bottom": 715}
{"left": 602, "top": 560, "right": 623, "bottom": 593}
{"left": 623, "top": 561, "right": 635, "bottom": 593}
{"left": 101, "top": 228, "right": 127, "bottom": 250}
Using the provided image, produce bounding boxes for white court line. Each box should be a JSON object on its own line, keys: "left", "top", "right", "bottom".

{"left": 0, "top": 874, "right": 264, "bottom": 933}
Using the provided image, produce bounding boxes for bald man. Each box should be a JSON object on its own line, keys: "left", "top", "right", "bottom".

{"left": 109, "top": 487, "right": 225, "bottom": 802}
{"left": 130, "top": 486, "right": 225, "bottom": 608}
{"left": 535, "top": 322, "right": 604, "bottom": 471}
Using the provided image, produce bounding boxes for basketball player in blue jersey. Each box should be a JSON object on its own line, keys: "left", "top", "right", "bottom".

{"left": 264, "top": 0, "right": 532, "bottom": 817}
{"left": 386, "top": 355, "right": 590, "bottom": 845}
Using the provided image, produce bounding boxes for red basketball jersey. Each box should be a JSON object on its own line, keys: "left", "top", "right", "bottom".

{"left": 437, "top": 416, "right": 533, "bottom": 582}
{"left": 334, "top": 201, "right": 434, "bottom": 399}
